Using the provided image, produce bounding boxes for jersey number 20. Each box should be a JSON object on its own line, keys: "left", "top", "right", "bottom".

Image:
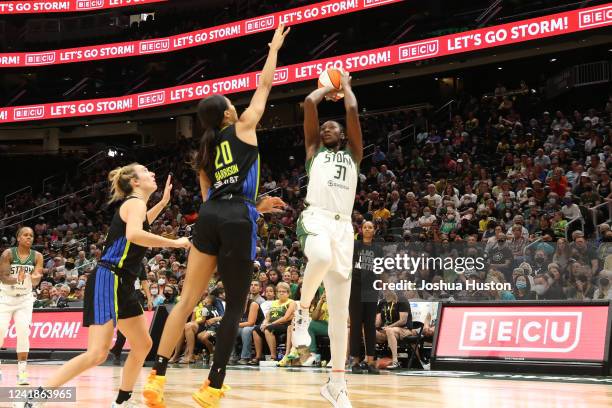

{"left": 215, "top": 141, "right": 234, "bottom": 169}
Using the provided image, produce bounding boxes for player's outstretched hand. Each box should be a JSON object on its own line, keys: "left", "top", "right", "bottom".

{"left": 174, "top": 237, "right": 192, "bottom": 250}
{"left": 161, "top": 174, "right": 173, "bottom": 205}
{"left": 269, "top": 23, "right": 291, "bottom": 51}
{"left": 257, "top": 196, "right": 287, "bottom": 214}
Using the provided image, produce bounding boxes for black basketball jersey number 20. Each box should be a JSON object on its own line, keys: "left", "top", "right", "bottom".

{"left": 215, "top": 141, "right": 234, "bottom": 169}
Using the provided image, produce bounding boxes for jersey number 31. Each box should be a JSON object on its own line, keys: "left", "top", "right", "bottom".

{"left": 334, "top": 164, "right": 347, "bottom": 181}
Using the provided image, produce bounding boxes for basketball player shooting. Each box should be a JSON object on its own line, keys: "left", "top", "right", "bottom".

{"left": 292, "top": 70, "right": 363, "bottom": 408}
{"left": 0, "top": 227, "right": 43, "bottom": 386}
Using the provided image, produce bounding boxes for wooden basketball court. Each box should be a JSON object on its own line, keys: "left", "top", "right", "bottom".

{"left": 0, "top": 363, "right": 610, "bottom": 407}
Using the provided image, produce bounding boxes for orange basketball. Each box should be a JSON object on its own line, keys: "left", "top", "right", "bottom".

{"left": 318, "top": 68, "right": 343, "bottom": 90}
{"left": 377, "top": 357, "right": 393, "bottom": 369}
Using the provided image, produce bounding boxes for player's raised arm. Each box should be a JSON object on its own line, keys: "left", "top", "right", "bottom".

{"left": 237, "top": 23, "right": 290, "bottom": 140}
{"left": 147, "top": 174, "right": 172, "bottom": 224}
{"left": 304, "top": 86, "right": 334, "bottom": 161}
{"left": 340, "top": 71, "right": 363, "bottom": 164}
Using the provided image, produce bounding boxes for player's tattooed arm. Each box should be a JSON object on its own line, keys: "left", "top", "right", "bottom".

{"left": 0, "top": 249, "right": 18, "bottom": 285}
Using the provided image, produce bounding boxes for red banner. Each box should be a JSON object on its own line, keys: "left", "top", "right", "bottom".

{"left": 3, "top": 310, "right": 155, "bottom": 350}
{"left": 0, "top": 4, "right": 610, "bottom": 123}
{"left": 0, "top": 0, "right": 165, "bottom": 14}
{"left": 0, "top": 0, "right": 404, "bottom": 67}
{"left": 434, "top": 305, "right": 610, "bottom": 360}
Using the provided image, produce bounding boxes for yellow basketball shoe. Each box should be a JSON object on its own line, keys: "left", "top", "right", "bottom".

{"left": 142, "top": 370, "right": 166, "bottom": 408}
{"left": 191, "top": 380, "right": 231, "bottom": 407}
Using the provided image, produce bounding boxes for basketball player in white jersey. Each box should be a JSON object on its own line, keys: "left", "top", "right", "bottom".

{"left": 0, "top": 227, "right": 43, "bottom": 385}
{"left": 293, "top": 70, "right": 362, "bottom": 408}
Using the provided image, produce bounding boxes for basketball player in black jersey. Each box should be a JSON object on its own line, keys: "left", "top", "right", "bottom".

{"left": 24, "top": 164, "right": 190, "bottom": 408}
{"left": 143, "top": 24, "right": 290, "bottom": 408}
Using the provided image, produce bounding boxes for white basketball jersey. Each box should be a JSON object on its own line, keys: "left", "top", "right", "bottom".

{"left": 0, "top": 248, "right": 34, "bottom": 296}
{"left": 305, "top": 146, "right": 358, "bottom": 216}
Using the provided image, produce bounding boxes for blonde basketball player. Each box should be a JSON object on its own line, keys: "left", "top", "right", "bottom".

{"left": 293, "top": 70, "right": 363, "bottom": 408}
{"left": 0, "top": 227, "right": 43, "bottom": 385}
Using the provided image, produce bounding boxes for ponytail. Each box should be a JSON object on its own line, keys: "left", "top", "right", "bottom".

{"left": 108, "top": 163, "right": 139, "bottom": 203}
{"left": 192, "top": 127, "right": 220, "bottom": 177}
{"left": 192, "top": 95, "right": 229, "bottom": 176}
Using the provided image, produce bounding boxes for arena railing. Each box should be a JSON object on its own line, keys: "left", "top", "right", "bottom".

{"left": 77, "top": 151, "right": 107, "bottom": 174}
{"left": 4, "top": 185, "right": 32, "bottom": 211}
{"left": 590, "top": 200, "right": 612, "bottom": 240}
{"left": 2, "top": 147, "right": 175, "bottom": 228}
{"left": 433, "top": 99, "right": 456, "bottom": 123}
{"left": 565, "top": 215, "right": 585, "bottom": 241}
{"left": 42, "top": 173, "right": 67, "bottom": 194}
{"left": 523, "top": 237, "right": 543, "bottom": 257}
{"left": 1, "top": 184, "right": 99, "bottom": 231}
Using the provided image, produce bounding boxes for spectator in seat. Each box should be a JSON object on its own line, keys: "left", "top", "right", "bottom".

{"left": 567, "top": 273, "right": 595, "bottom": 300}
{"left": 533, "top": 274, "right": 556, "bottom": 300}
{"left": 561, "top": 195, "right": 581, "bottom": 220}
{"left": 488, "top": 231, "right": 514, "bottom": 281}
{"left": 169, "top": 293, "right": 208, "bottom": 364}
{"left": 572, "top": 172, "right": 593, "bottom": 196}
{"left": 268, "top": 269, "right": 281, "bottom": 286}
{"left": 548, "top": 167, "right": 569, "bottom": 197}
{"left": 34, "top": 288, "right": 52, "bottom": 308}
{"left": 146, "top": 270, "right": 157, "bottom": 284}
{"left": 508, "top": 224, "right": 527, "bottom": 265}
{"left": 403, "top": 208, "right": 420, "bottom": 233}
{"left": 513, "top": 272, "right": 534, "bottom": 300}
{"left": 281, "top": 270, "right": 292, "bottom": 285}
{"left": 419, "top": 207, "right": 436, "bottom": 230}
{"left": 424, "top": 184, "right": 442, "bottom": 209}
{"left": 546, "top": 263, "right": 566, "bottom": 299}
{"left": 530, "top": 248, "right": 550, "bottom": 276}
{"left": 571, "top": 236, "right": 599, "bottom": 275}
{"left": 234, "top": 294, "right": 264, "bottom": 365}
{"left": 552, "top": 238, "right": 572, "bottom": 272}
{"left": 375, "top": 291, "right": 415, "bottom": 370}
{"left": 48, "top": 286, "right": 60, "bottom": 307}
{"left": 258, "top": 271, "right": 270, "bottom": 289}
{"left": 259, "top": 284, "right": 276, "bottom": 317}
{"left": 486, "top": 269, "right": 515, "bottom": 300}
{"left": 248, "top": 280, "right": 265, "bottom": 305}
{"left": 596, "top": 171, "right": 611, "bottom": 199}
{"left": 551, "top": 211, "right": 568, "bottom": 239}
{"left": 74, "top": 250, "right": 91, "bottom": 274}
{"left": 371, "top": 146, "right": 386, "bottom": 165}
{"left": 300, "top": 290, "right": 329, "bottom": 367}
{"left": 196, "top": 294, "right": 223, "bottom": 365}
{"left": 56, "top": 284, "right": 71, "bottom": 308}
{"left": 150, "top": 283, "right": 165, "bottom": 307}
{"left": 64, "top": 258, "right": 78, "bottom": 280}
{"left": 250, "top": 282, "right": 295, "bottom": 364}
{"left": 593, "top": 271, "right": 612, "bottom": 300}
{"left": 373, "top": 200, "right": 391, "bottom": 221}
